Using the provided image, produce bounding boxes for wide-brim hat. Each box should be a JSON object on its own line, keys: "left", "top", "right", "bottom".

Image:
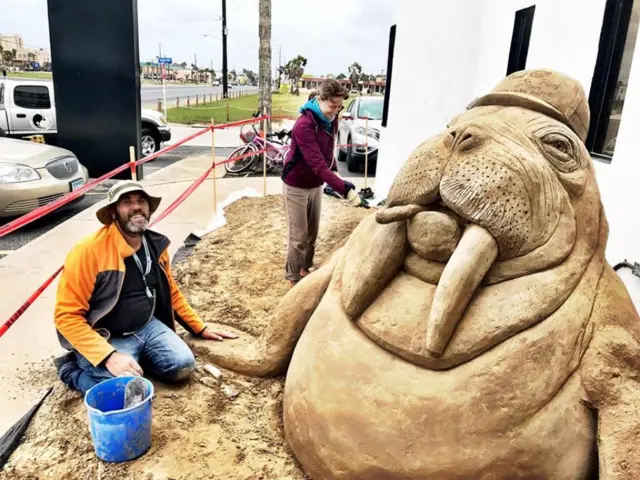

{"left": 96, "top": 180, "right": 162, "bottom": 225}
{"left": 470, "top": 68, "right": 590, "bottom": 142}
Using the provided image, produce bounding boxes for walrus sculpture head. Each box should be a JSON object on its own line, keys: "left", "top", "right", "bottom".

{"left": 202, "top": 69, "right": 640, "bottom": 479}
{"left": 377, "top": 68, "right": 598, "bottom": 357}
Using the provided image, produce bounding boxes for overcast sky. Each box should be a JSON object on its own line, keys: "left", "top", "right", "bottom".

{"left": 1, "top": 0, "right": 392, "bottom": 76}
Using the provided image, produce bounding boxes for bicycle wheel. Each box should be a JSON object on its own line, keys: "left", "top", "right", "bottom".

{"left": 268, "top": 145, "right": 291, "bottom": 172}
{"left": 224, "top": 144, "right": 258, "bottom": 174}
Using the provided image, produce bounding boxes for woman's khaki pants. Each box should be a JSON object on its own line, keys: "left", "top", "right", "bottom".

{"left": 283, "top": 184, "right": 323, "bottom": 282}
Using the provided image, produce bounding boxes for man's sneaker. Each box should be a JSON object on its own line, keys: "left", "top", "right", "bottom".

{"left": 53, "top": 351, "right": 76, "bottom": 371}
{"left": 53, "top": 352, "right": 80, "bottom": 390}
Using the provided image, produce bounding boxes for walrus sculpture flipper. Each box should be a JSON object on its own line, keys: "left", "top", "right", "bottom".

{"left": 581, "top": 265, "right": 640, "bottom": 479}
{"left": 195, "top": 248, "right": 342, "bottom": 377}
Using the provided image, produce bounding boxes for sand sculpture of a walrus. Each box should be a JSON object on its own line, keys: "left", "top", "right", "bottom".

{"left": 202, "top": 69, "right": 640, "bottom": 479}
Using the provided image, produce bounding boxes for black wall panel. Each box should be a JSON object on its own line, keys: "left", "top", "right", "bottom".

{"left": 47, "top": 0, "right": 142, "bottom": 179}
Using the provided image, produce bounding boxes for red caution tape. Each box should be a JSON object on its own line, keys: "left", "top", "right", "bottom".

{"left": 0, "top": 266, "right": 63, "bottom": 339}
{"left": 0, "top": 114, "right": 281, "bottom": 337}
{"left": 213, "top": 116, "right": 268, "bottom": 130}
{"left": 0, "top": 163, "right": 131, "bottom": 239}
{"left": 0, "top": 161, "right": 217, "bottom": 338}
{"left": 150, "top": 165, "right": 214, "bottom": 226}
{"left": 138, "top": 125, "right": 212, "bottom": 165}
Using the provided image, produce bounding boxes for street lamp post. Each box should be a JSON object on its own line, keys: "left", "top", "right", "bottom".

{"left": 222, "top": 0, "right": 228, "bottom": 99}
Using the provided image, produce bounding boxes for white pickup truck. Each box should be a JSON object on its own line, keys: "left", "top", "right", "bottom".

{"left": 0, "top": 79, "right": 171, "bottom": 156}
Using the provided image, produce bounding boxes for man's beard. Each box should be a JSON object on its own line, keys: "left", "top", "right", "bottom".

{"left": 116, "top": 211, "right": 150, "bottom": 234}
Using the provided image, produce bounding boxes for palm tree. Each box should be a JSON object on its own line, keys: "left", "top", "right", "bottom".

{"left": 259, "top": 0, "right": 272, "bottom": 133}
{"left": 348, "top": 62, "right": 363, "bottom": 91}
{"left": 285, "top": 55, "right": 307, "bottom": 95}
{"left": 277, "top": 65, "right": 285, "bottom": 89}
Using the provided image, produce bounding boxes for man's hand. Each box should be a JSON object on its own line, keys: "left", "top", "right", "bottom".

{"left": 105, "top": 352, "right": 143, "bottom": 377}
{"left": 201, "top": 328, "right": 239, "bottom": 341}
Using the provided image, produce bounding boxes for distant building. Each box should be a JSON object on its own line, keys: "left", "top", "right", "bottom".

{"left": 140, "top": 61, "right": 214, "bottom": 83}
{"left": 0, "top": 34, "right": 50, "bottom": 69}
{"left": 300, "top": 75, "right": 386, "bottom": 93}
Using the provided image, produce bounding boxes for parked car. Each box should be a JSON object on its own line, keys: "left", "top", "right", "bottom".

{"left": 337, "top": 96, "right": 383, "bottom": 172}
{"left": 0, "top": 79, "right": 171, "bottom": 156}
{"left": 0, "top": 136, "right": 89, "bottom": 218}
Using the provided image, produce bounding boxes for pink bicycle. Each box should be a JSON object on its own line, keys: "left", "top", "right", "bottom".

{"left": 224, "top": 122, "right": 292, "bottom": 174}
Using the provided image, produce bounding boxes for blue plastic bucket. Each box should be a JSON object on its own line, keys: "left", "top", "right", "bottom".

{"left": 84, "top": 376, "right": 154, "bottom": 462}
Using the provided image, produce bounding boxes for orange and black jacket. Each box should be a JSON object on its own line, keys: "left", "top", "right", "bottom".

{"left": 54, "top": 222, "right": 206, "bottom": 367}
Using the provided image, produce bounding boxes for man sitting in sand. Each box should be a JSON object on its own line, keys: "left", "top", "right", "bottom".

{"left": 53, "top": 180, "right": 236, "bottom": 394}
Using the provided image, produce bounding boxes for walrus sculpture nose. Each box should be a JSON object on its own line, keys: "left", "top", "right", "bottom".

{"left": 450, "top": 125, "right": 486, "bottom": 153}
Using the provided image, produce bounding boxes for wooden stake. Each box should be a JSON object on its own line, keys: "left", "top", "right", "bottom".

{"left": 226, "top": 99, "right": 230, "bottom": 121}
{"left": 129, "top": 146, "right": 137, "bottom": 181}
{"left": 211, "top": 119, "right": 218, "bottom": 215}
{"left": 364, "top": 116, "right": 369, "bottom": 189}
{"left": 262, "top": 130, "right": 267, "bottom": 196}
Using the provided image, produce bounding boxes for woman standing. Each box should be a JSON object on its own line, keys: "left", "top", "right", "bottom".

{"left": 281, "top": 79, "right": 357, "bottom": 287}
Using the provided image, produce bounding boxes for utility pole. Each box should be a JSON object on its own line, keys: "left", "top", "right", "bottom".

{"left": 222, "top": 0, "right": 229, "bottom": 99}
{"left": 277, "top": 45, "right": 282, "bottom": 89}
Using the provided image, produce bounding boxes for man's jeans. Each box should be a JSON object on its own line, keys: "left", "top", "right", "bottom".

{"left": 59, "top": 318, "right": 196, "bottom": 395}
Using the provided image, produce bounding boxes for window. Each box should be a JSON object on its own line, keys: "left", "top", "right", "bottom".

{"left": 382, "top": 24, "right": 396, "bottom": 128}
{"left": 507, "top": 5, "right": 536, "bottom": 75}
{"left": 588, "top": 0, "right": 639, "bottom": 157}
{"left": 0, "top": 85, "right": 4, "bottom": 105}
{"left": 357, "top": 98, "right": 384, "bottom": 120}
{"left": 13, "top": 85, "right": 51, "bottom": 109}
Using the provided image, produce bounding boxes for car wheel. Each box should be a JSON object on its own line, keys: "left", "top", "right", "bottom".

{"left": 0, "top": 126, "right": 6, "bottom": 137}
{"left": 346, "top": 138, "right": 359, "bottom": 173}
{"left": 337, "top": 146, "right": 347, "bottom": 162}
{"left": 141, "top": 129, "right": 159, "bottom": 158}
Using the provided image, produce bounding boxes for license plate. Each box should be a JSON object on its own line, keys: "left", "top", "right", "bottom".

{"left": 70, "top": 178, "right": 84, "bottom": 191}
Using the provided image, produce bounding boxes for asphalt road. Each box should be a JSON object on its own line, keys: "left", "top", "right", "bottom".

{"left": 141, "top": 84, "right": 258, "bottom": 106}
{"left": 7, "top": 77, "right": 258, "bottom": 108}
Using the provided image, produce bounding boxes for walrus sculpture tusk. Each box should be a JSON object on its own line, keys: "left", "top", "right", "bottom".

{"left": 426, "top": 224, "right": 498, "bottom": 356}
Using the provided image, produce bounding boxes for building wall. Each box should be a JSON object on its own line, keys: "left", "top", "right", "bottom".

{"left": 0, "top": 34, "right": 24, "bottom": 52}
{"left": 1, "top": 34, "right": 50, "bottom": 67}
{"left": 376, "top": 0, "right": 487, "bottom": 199}
{"left": 377, "top": 0, "right": 640, "bottom": 305}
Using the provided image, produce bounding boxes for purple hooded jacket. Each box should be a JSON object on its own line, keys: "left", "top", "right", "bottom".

{"left": 281, "top": 110, "right": 348, "bottom": 195}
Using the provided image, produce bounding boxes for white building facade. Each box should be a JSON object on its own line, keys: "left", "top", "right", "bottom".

{"left": 377, "top": 0, "right": 640, "bottom": 304}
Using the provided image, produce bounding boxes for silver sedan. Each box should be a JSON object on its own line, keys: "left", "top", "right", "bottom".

{"left": 0, "top": 137, "right": 89, "bottom": 218}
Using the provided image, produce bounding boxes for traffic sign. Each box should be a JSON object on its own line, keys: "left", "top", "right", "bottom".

{"left": 157, "top": 57, "right": 172, "bottom": 64}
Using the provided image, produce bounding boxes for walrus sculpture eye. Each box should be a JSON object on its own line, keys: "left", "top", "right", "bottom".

{"left": 540, "top": 132, "right": 579, "bottom": 173}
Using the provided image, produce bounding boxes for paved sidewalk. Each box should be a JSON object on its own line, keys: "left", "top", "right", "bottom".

{"left": 0, "top": 152, "right": 371, "bottom": 434}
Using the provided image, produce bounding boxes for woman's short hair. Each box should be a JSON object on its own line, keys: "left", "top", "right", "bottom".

{"left": 315, "top": 79, "right": 349, "bottom": 101}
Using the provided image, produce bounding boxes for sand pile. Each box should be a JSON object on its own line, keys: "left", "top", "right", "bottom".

{"left": 1, "top": 194, "right": 371, "bottom": 480}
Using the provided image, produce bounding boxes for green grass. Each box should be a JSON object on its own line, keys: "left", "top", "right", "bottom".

{"left": 166, "top": 92, "right": 354, "bottom": 125}
{"left": 7, "top": 71, "right": 52, "bottom": 79}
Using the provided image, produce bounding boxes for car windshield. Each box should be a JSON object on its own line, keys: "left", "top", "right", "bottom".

{"left": 357, "top": 98, "right": 383, "bottom": 120}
